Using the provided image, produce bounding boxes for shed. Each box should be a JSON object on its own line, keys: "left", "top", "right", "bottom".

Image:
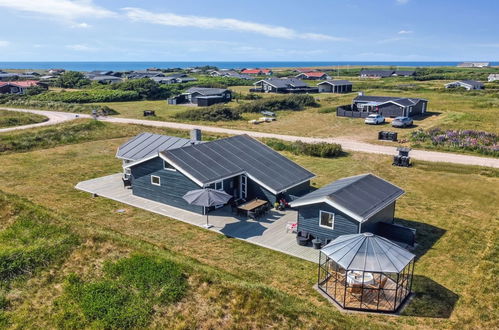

{"left": 317, "top": 80, "right": 352, "bottom": 93}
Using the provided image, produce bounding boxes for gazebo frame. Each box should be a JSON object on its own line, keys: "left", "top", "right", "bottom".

{"left": 318, "top": 252, "right": 415, "bottom": 313}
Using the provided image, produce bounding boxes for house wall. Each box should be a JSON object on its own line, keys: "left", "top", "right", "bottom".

{"left": 130, "top": 157, "right": 204, "bottom": 214}
{"left": 281, "top": 180, "right": 311, "bottom": 201}
{"left": 377, "top": 103, "right": 406, "bottom": 117}
{"left": 247, "top": 177, "right": 277, "bottom": 204}
{"left": 360, "top": 201, "right": 395, "bottom": 233}
{"left": 296, "top": 202, "right": 359, "bottom": 242}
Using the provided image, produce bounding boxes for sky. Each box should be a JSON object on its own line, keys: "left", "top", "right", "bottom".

{"left": 0, "top": 0, "right": 498, "bottom": 61}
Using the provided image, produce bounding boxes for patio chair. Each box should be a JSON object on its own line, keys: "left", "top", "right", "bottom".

{"left": 296, "top": 230, "right": 311, "bottom": 246}
{"left": 248, "top": 211, "right": 258, "bottom": 221}
{"left": 286, "top": 222, "right": 298, "bottom": 233}
{"left": 122, "top": 177, "right": 132, "bottom": 188}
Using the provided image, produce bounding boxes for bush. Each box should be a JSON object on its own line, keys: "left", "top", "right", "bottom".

{"left": 265, "top": 139, "right": 343, "bottom": 158}
{"left": 238, "top": 94, "right": 318, "bottom": 113}
{"left": 53, "top": 71, "right": 90, "bottom": 88}
{"left": 1, "top": 99, "right": 118, "bottom": 115}
{"left": 110, "top": 78, "right": 166, "bottom": 100}
{"left": 175, "top": 105, "right": 242, "bottom": 121}
{"left": 31, "top": 89, "right": 139, "bottom": 103}
{"left": 236, "top": 93, "right": 262, "bottom": 100}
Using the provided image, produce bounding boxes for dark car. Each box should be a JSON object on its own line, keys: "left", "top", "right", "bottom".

{"left": 392, "top": 116, "right": 413, "bottom": 128}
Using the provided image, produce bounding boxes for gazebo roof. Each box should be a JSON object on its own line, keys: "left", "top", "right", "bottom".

{"left": 321, "top": 233, "right": 415, "bottom": 273}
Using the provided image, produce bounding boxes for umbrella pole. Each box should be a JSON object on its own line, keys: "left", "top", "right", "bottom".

{"left": 203, "top": 207, "right": 213, "bottom": 229}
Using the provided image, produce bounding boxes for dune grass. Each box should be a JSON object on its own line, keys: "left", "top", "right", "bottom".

{"left": 0, "top": 110, "right": 47, "bottom": 129}
{"left": 0, "top": 121, "right": 497, "bottom": 328}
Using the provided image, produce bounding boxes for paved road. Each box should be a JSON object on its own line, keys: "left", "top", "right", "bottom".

{"left": 0, "top": 107, "right": 90, "bottom": 133}
{"left": 1, "top": 107, "right": 498, "bottom": 168}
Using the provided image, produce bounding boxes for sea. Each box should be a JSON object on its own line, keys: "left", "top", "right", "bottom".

{"left": 0, "top": 61, "right": 497, "bottom": 72}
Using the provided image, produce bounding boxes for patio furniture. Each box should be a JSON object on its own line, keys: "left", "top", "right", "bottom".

{"left": 346, "top": 271, "right": 374, "bottom": 285}
{"left": 183, "top": 188, "right": 232, "bottom": 228}
{"left": 296, "top": 231, "right": 311, "bottom": 246}
{"left": 286, "top": 222, "right": 298, "bottom": 234}
{"left": 312, "top": 238, "right": 322, "bottom": 250}
{"left": 237, "top": 199, "right": 268, "bottom": 218}
{"left": 122, "top": 177, "right": 132, "bottom": 188}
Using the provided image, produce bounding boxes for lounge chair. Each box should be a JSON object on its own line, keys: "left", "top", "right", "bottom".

{"left": 296, "top": 230, "right": 311, "bottom": 246}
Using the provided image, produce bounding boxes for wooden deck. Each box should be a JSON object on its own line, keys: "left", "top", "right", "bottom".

{"left": 75, "top": 173, "right": 320, "bottom": 263}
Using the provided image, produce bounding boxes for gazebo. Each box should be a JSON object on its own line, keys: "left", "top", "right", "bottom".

{"left": 318, "top": 233, "right": 415, "bottom": 313}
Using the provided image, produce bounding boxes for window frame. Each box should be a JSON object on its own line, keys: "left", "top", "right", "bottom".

{"left": 319, "top": 210, "right": 335, "bottom": 230}
{"left": 163, "top": 160, "right": 176, "bottom": 171}
{"left": 151, "top": 175, "right": 161, "bottom": 186}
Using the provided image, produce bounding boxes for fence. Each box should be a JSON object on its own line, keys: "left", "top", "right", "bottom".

{"left": 336, "top": 105, "right": 371, "bottom": 118}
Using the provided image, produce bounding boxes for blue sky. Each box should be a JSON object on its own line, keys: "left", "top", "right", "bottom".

{"left": 0, "top": 0, "right": 498, "bottom": 61}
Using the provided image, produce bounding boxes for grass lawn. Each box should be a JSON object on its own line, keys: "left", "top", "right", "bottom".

{"left": 0, "top": 120, "right": 497, "bottom": 328}
{"left": 0, "top": 110, "right": 47, "bottom": 128}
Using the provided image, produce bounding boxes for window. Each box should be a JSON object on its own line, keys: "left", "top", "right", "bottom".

{"left": 319, "top": 211, "right": 335, "bottom": 229}
{"left": 124, "top": 168, "right": 131, "bottom": 175}
{"left": 214, "top": 180, "right": 223, "bottom": 190}
{"left": 163, "top": 160, "right": 176, "bottom": 171}
{"left": 151, "top": 175, "right": 161, "bottom": 186}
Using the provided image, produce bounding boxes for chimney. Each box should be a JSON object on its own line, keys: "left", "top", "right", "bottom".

{"left": 358, "top": 91, "right": 364, "bottom": 96}
{"left": 190, "top": 129, "right": 201, "bottom": 144}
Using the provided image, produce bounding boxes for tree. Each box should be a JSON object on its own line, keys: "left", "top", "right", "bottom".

{"left": 24, "top": 85, "right": 47, "bottom": 96}
{"left": 54, "top": 71, "right": 90, "bottom": 88}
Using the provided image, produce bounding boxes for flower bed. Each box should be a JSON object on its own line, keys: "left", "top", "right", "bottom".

{"left": 410, "top": 128, "right": 498, "bottom": 156}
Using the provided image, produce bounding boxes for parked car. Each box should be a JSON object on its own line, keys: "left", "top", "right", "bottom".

{"left": 364, "top": 114, "right": 385, "bottom": 125}
{"left": 392, "top": 116, "right": 413, "bottom": 128}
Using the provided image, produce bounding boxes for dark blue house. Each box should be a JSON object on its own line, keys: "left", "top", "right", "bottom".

{"left": 290, "top": 174, "right": 414, "bottom": 245}
{"left": 118, "top": 132, "right": 315, "bottom": 214}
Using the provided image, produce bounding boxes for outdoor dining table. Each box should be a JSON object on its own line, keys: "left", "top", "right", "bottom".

{"left": 237, "top": 198, "right": 268, "bottom": 217}
{"left": 346, "top": 271, "right": 374, "bottom": 285}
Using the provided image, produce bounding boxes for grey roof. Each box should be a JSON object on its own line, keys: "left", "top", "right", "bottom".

{"left": 255, "top": 78, "right": 308, "bottom": 88}
{"left": 184, "top": 87, "right": 229, "bottom": 96}
{"left": 290, "top": 174, "right": 404, "bottom": 221}
{"left": 394, "top": 70, "right": 415, "bottom": 76}
{"left": 354, "top": 95, "right": 425, "bottom": 106}
{"left": 117, "top": 133, "right": 195, "bottom": 161}
{"left": 360, "top": 70, "right": 394, "bottom": 77}
{"left": 318, "top": 80, "right": 352, "bottom": 86}
{"left": 321, "top": 233, "right": 415, "bottom": 273}
{"left": 91, "top": 75, "right": 122, "bottom": 82}
{"left": 459, "top": 80, "right": 484, "bottom": 87}
{"left": 161, "top": 134, "right": 315, "bottom": 193}
{"left": 0, "top": 73, "right": 19, "bottom": 78}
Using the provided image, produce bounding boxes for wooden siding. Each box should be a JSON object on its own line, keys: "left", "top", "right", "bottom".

{"left": 131, "top": 157, "right": 204, "bottom": 214}
{"left": 296, "top": 203, "right": 359, "bottom": 242}
{"left": 247, "top": 177, "right": 277, "bottom": 204}
{"left": 282, "top": 180, "right": 311, "bottom": 201}
{"left": 360, "top": 201, "right": 395, "bottom": 233}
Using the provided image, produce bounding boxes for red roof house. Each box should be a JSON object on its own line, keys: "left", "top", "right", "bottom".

{"left": 0, "top": 80, "right": 46, "bottom": 94}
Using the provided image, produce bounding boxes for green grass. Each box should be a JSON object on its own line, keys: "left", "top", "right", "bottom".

{"left": 0, "top": 121, "right": 497, "bottom": 328}
{"left": 0, "top": 110, "right": 47, "bottom": 129}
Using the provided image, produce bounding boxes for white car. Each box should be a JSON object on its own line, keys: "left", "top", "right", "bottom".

{"left": 364, "top": 114, "right": 385, "bottom": 125}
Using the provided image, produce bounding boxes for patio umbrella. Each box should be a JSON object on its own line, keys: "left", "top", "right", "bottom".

{"left": 183, "top": 188, "right": 232, "bottom": 228}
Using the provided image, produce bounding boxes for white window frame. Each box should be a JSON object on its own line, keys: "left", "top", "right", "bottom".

{"left": 151, "top": 175, "right": 161, "bottom": 186}
{"left": 214, "top": 180, "right": 223, "bottom": 191}
{"left": 163, "top": 160, "right": 176, "bottom": 171}
{"left": 319, "top": 210, "right": 335, "bottom": 230}
{"left": 240, "top": 175, "right": 247, "bottom": 199}
{"left": 124, "top": 167, "right": 131, "bottom": 175}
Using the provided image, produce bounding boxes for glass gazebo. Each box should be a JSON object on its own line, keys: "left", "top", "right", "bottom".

{"left": 318, "top": 233, "right": 416, "bottom": 313}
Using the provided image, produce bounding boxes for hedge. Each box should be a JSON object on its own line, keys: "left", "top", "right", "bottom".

{"left": 31, "top": 89, "right": 139, "bottom": 103}
{"left": 238, "top": 94, "right": 318, "bottom": 113}
{"left": 265, "top": 139, "right": 343, "bottom": 158}
{"left": 174, "top": 105, "right": 242, "bottom": 121}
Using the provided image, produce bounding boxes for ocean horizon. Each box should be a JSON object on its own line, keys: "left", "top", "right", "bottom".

{"left": 0, "top": 61, "right": 497, "bottom": 72}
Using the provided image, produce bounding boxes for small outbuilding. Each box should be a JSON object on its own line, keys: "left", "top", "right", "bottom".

{"left": 317, "top": 80, "right": 353, "bottom": 93}
{"left": 318, "top": 232, "right": 415, "bottom": 313}
{"left": 444, "top": 80, "right": 484, "bottom": 90}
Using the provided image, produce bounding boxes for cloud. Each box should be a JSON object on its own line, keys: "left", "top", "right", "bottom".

{"left": 398, "top": 30, "right": 413, "bottom": 34}
{"left": 0, "top": 40, "right": 9, "bottom": 47}
{"left": 72, "top": 22, "right": 91, "bottom": 29}
{"left": 0, "top": 0, "right": 114, "bottom": 20}
{"left": 122, "top": 8, "right": 345, "bottom": 41}
{"left": 396, "top": 0, "right": 409, "bottom": 4}
{"left": 66, "top": 44, "right": 94, "bottom": 51}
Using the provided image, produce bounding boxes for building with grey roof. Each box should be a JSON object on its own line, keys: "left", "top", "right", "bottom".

{"left": 317, "top": 80, "right": 352, "bottom": 93}
{"left": 352, "top": 93, "right": 428, "bottom": 117}
{"left": 252, "top": 78, "right": 318, "bottom": 93}
{"left": 122, "top": 133, "right": 315, "bottom": 214}
{"left": 290, "top": 174, "right": 413, "bottom": 245}
{"left": 444, "top": 80, "right": 484, "bottom": 90}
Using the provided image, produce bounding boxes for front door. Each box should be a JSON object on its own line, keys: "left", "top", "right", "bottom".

{"left": 214, "top": 180, "right": 224, "bottom": 209}
{"left": 240, "top": 175, "right": 247, "bottom": 200}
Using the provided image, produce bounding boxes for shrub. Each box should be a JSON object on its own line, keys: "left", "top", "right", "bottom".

{"left": 238, "top": 94, "right": 318, "bottom": 113}
{"left": 1, "top": 99, "right": 119, "bottom": 114}
{"left": 53, "top": 71, "right": 90, "bottom": 88}
{"left": 236, "top": 93, "right": 262, "bottom": 100}
{"left": 175, "top": 105, "right": 242, "bottom": 121}
{"left": 110, "top": 78, "right": 166, "bottom": 100}
{"left": 265, "top": 139, "right": 343, "bottom": 158}
{"left": 31, "top": 89, "right": 139, "bottom": 103}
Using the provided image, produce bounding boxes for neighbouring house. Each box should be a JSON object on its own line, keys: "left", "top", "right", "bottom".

{"left": 317, "top": 80, "right": 352, "bottom": 93}
{"left": 91, "top": 75, "right": 123, "bottom": 84}
{"left": 251, "top": 78, "right": 318, "bottom": 93}
{"left": 294, "top": 68, "right": 315, "bottom": 73}
{"left": 295, "top": 72, "right": 330, "bottom": 80}
{"left": 488, "top": 74, "right": 499, "bottom": 82}
{"left": 168, "top": 87, "right": 232, "bottom": 106}
{"left": 444, "top": 80, "right": 484, "bottom": 90}
{"left": 0, "top": 73, "right": 19, "bottom": 81}
{"left": 151, "top": 74, "right": 197, "bottom": 84}
{"left": 48, "top": 69, "right": 65, "bottom": 75}
{"left": 127, "top": 70, "right": 165, "bottom": 79}
{"left": 0, "top": 80, "right": 47, "bottom": 94}
{"left": 457, "top": 62, "right": 490, "bottom": 68}
{"left": 290, "top": 173, "right": 415, "bottom": 246}
{"left": 119, "top": 132, "right": 315, "bottom": 214}
{"left": 350, "top": 92, "right": 428, "bottom": 117}
{"left": 360, "top": 70, "right": 415, "bottom": 78}
{"left": 241, "top": 68, "right": 273, "bottom": 76}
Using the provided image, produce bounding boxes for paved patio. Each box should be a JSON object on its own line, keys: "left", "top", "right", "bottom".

{"left": 75, "top": 173, "right": 320, "bottom": 263}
